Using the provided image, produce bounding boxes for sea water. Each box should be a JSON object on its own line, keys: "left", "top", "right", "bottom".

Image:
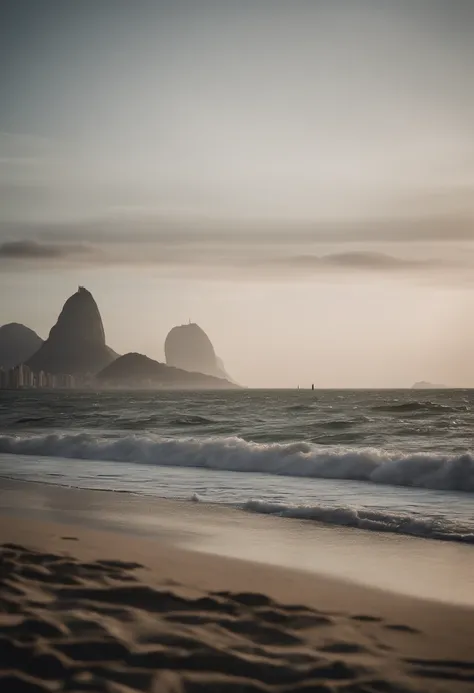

{"left": 1, "top": 389, "right": 473, "bottom": 546}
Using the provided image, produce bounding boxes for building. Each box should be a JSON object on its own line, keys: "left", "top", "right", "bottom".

{"left": 10, "top": 364, "right": 24, "bottom": 388}
{"left": 22, "top": 364, "right": 33, "bottom": 388}
{"left": 0, "top": 365, "right": 80, "bottom": 390}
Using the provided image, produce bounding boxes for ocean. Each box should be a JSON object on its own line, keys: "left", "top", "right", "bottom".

{"left": 0, "top": 389, "right": 473, "bottom": 546}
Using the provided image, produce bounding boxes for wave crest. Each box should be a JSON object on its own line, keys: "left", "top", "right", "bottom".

{"left": 0, "top": 433, "right": 473, "bottom": 492}
{"left": 244, "top": 500, "right": 474, "bottom": 543}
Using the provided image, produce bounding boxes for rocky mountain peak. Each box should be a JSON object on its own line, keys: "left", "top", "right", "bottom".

{"left": 164, "top": 322, "right": 232, "bottom": 381}
{"left": 27, "top": 287, "right": 118, "bottom": 375}
{"left": 48, "top": 286, "right": 106, "bottom": 346}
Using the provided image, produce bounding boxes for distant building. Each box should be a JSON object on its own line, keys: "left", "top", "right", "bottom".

{"left": 54, "top": 373, "right": 74, "bottom": 389}
{"left": 0, "top": 364, "right": 82, "bottom": 390}
{"left": 23, "top": 364, "right": 33, "bottom": 388}
{"left": 10, "top": 364, "right": 24, "bottom": 388}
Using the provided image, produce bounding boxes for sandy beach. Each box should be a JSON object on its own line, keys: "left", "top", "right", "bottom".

{"left": 1, "top": 481, "right": 474, "bottom": 692}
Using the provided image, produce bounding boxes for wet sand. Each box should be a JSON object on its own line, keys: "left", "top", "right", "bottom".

{"left": 1, "top": 480, "right": 474, "bottom": 692}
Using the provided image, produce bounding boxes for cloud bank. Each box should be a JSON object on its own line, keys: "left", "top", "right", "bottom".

{"left": 0, "top": 239, "right": 92, "bottom": 260}
{"left": 0, "top": 234, "right": 463, "bottom": 285}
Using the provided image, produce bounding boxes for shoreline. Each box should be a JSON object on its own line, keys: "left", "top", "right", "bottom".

{"left": 1, "top": 477, "right": 474, "bottom": 608}
{"left": 2, "top": 478, "right": 474, "bottom": 606}
{"left": 1, "top": 480, "right": 474, "bottom": 690}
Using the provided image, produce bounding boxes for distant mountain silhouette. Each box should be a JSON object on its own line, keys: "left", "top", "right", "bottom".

{"left": 165, "top": 323, "right": 234, "bottom": 381}
{"left": 97, "top": 352, "right": 238, "bottom": 389}
{"left": 27, "top": 287, "right": 118, "bottom": 375}
{"left": 0, "top": 323, "right": 43, "bottom": 369}
{"left": 412, "top": 381, "right": 447, "bottom": 389}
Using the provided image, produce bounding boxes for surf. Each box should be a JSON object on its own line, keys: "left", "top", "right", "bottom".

{"left": 0, "top": 432, "right": 473, "bottom": 493}
{"left": 243, "top": 499, "right": 474, "bottom": 544}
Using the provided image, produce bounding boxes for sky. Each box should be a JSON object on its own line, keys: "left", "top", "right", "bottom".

{"left": 1, "top": 0, "right": 474, "bottom": 387}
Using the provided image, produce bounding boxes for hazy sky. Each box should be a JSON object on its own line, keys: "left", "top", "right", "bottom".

{"left": 1, "top": 0, "right": 474, "bottom": 387}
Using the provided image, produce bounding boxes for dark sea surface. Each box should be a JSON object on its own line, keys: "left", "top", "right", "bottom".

{"left": 1, "top": 389, "right": 473, "bottom": 544}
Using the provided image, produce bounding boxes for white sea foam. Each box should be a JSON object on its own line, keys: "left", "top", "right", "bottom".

{"left": 243, "top": 499, "right": 474, "bottom": 543}
{"left": 0, "top": 433, "right": 473, "bottom": 492}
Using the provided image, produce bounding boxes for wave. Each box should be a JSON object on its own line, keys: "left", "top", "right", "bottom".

{"left": 244, "top": 500, "right": 474, "bottom": 544}
{"left": 169, "top": 415, "right": 216, "bottom": 426}
{"left": 0, "top": 433, "right": 473, "bottom": 492}
{"left": 311, "top": 416, "right": 371, "bottom": 431}
{"left": 323, "top": 419, "right": 365, "bottom": 429}
{"left": 311, "top": 431, "right": 365, "bottom": 444}
{"left": 372, "top": 401, "right": 465, "bottom": 414}
{"left": 13, "top": 417, "right": 49, "bottom": 425}
{"left": 287, "top": 404, "right": 317, "bottom": 412}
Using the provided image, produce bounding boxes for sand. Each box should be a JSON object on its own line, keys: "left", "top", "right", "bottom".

{"left": 1, "top": 481, "right": 474, "bottom": 692}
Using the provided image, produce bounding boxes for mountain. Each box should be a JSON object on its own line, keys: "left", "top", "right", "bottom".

{"left": 216, "top": 356, "right": 236, "bottom": 384}
{"left": 27, "top": 286, "right": 118, "bottom": 375}
{"left": 0, "top": 323, "right": 43, "bottom": 369}
{"left": 97, "top": 352, "right": 238, "bottom": 389}
{"left": 164, "top": 323, "right": 233, "bottom": 381}
{"left": 412, "top": 381, "right": 447, "bottom": 389}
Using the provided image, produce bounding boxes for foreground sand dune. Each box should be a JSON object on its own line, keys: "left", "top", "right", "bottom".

{"left": 1, "top": 542, "right": 474, "bottom": 693}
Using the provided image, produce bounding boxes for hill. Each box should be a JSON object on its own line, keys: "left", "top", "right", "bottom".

{"left": 0, "top": 323, "right": 43, "bottom": 369}
{"left": 97, "top": 352, "right": 238, "bottom": 389}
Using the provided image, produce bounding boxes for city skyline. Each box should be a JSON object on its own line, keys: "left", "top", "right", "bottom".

{"left": 0, "top": 363, "right": 76, "bottom": 390}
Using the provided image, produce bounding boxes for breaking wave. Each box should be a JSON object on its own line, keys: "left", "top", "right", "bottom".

{"left": 0, "top": 433, "right": 473, "bottom": 493}
{"left": 244, "top": 500, "right": 474, "bottom": 544}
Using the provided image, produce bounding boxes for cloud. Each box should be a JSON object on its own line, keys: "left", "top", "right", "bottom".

{"left": 40, "top": 213, "right": 474, "bottom": 245}
{"left": 320, "top": 251, "right": 429, "bottom": 271}
{"left": 0, "top": 235, "right": 458, "bottom": 273}
{"left": 2, "top": 206, "right": 474, "bottom": 247}
{"left": 0, "top": 240, "right": 91, "bottom": 259}
{"left": 0, "top": 240, "right": 63, "bottom": 258}
{"left": 274, "top": 251, "right": 449, "bottom": 274}
{"left": 0, "top": 221, "right": 470, "bottom": 288}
